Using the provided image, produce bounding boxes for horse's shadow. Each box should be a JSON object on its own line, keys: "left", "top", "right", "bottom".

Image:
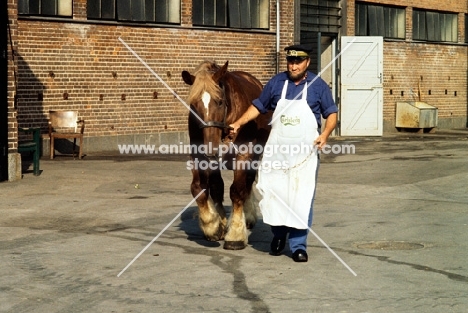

{"left": 177, "top": 206, "right": 272, "bottom": 253}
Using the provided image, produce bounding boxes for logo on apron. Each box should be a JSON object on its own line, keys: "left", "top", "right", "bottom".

{"left": 280, "top": 115, "right": 301, "bottom": 126}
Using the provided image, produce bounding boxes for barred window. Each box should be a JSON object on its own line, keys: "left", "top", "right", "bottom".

{"left": 193, "top": 0, "right": 269, "bottom": 29}
{"left": 301, "top": 0, "right": 341, "bottom": 34}
{"left": 355, "top": 2, "right": 405, "bottom": 39}
{"left": 18, "top": 0, "right": 73, "bottom": 16}
{"left": 413, "top": 9, "right": 457, "bottom": 42}
{"left": 87, "top": 0, "right": 180, "bottom": 24}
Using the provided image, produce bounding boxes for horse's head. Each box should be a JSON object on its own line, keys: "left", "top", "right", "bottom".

{"left": 182, "top": 61, "right": 230, "bottom": 159}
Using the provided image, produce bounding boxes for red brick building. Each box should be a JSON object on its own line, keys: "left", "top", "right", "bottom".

{"left": 2, "top": 0, "right": 467, "bottom": 180}
{"left": 344, "top": 0, "right": 467, "bottom": 134}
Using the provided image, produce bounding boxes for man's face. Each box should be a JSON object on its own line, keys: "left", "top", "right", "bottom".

{"left": 286, "top": 58, "right": 310, "bottom": 82}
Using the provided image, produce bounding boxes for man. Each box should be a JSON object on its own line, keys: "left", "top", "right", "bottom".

{"left": 229, "top": 44, "right": 338, "bottom": 262}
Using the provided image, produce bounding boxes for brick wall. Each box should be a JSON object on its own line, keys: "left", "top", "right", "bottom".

{"left": 7, "top": 0, "right": 18, "bottom": 152}
{"left": 16, "top": 0, "right": 295, "bottom": 153}
{"left": 350, "top": 0, "right": 467, "bottom": 13}
{"left": 347, "top": 0, "right": 468, "bottom": 130}
{"left": 383, "top": 42, "right": 467, "bottom": 128}
{"left": 13, "top": 0, "right": 468, "bottom": 153}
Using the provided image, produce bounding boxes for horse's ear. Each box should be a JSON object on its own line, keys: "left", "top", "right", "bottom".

{"left": 212, "top": 61, "right": 229, "bottom": 83}
{"left": 182, "top": 71, "right": 195, "bottom": 85}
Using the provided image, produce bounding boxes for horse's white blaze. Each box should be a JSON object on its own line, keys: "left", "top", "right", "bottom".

{"left": 202, "top": 92, "right": 211, "bottom": 116}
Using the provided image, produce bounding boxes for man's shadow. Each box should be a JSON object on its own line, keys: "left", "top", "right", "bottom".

{"left": 177, "top": 205, "right": 272, "bottom": 253}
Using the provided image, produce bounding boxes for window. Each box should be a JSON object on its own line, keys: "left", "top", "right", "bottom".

{"left": 18, "top": 0, "right": 73, "bottom": 16}
{"left": 87, "top": 0, "right": 115, "bottom": 19}
{"left": 355, "top": 3, "right": 405, "bottom": 39}
{"left": 466, "top": 14, "right": 468, "bottom": 43}
{"left": 192, "top": 0, "right": 226, "bottom": 26}
{"left": 193, "top": 0, "right": 269, "bottom": 29}
{"left": 413, "top": 9, "right": 457, "bottom": 42}
{"left": 87, "top": 0, "right": 180, "bottom": 24}
{"left": 301, "top": 0, "right": 341, "bottom": 33}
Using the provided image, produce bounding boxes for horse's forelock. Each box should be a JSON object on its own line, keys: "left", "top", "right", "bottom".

{"left": 187, "top": 61, "right": 223, "bottom": 106}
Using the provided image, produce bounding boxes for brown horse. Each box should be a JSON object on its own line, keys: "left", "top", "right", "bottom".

{"left": 182, "top": 60, "right": 271, "bottom": 250}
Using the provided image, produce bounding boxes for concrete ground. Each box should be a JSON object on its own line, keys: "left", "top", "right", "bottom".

{"left": 1, "top": 130, "right": 468, "bottom": 313}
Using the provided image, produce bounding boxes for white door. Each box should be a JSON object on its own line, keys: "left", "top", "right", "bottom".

{"left": 340, "top": 36, "right": 383, "bottom": 136}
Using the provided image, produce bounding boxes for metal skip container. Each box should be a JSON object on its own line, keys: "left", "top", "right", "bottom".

{"left": 395, "top": 101, "right": 438, "bottom": 130}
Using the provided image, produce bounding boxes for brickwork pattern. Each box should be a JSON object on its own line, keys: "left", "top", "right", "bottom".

{"left": 383, "top": 42, "right": 467, "bottom": 121}
{"left": 10, "top": 0, "right": 468, "bottom": 151}
{"left": 7, "top": 0, "right": 18, "bottom": 151}
{"left": 347, "top": 0, "right": 468, "bottom": 125}
{"left": 15, "top": 0, "right": 296, "bottom": 140}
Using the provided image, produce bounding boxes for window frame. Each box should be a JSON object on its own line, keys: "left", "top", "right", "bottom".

{"left": 192, "top": 0, "right": 269, "bottom": 30}
{"left": 412, "top": 9, "right": 458, "bottom": 43}
{"left": 87, "top": 0, "right": 181, "bottom": 24}
{"left": 465, "top": 14, "right": 468, "bottom": 43}
{"left": 18, "top": 0, "right": 73, "bottom": 17}
{"left": 355, "top": 2, "right": 405, "bottom": 40}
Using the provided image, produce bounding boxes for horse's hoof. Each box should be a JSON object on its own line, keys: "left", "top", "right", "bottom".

{"left": 223, "top": 241, "right": 246, "bottom": 250}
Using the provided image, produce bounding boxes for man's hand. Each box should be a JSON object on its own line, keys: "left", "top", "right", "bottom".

{"left": 229, "top": 122, "right": 241, "bottom": 135}
{"left": 229, "top": 105, "right": 261, "bottom": 136}
{"left": 314, "top": 134, "right": 328, "bottom": 150}
{"left": 314, "top": 112, "right": 337, "bottom": 150}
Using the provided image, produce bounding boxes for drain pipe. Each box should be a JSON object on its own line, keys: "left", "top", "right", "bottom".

{"left": 276, "top": 0, "right": 280, "bottom": 73}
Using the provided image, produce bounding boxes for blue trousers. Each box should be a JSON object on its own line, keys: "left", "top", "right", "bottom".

{"left": 270, "top": 158, "right": 319, "bottom": 253}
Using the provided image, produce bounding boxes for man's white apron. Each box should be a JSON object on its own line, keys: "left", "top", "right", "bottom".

{"left": 256, "top": 80, "right": 319, "bottom": 229}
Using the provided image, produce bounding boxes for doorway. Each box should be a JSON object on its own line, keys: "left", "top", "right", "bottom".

{"left": 299, "top": 0, "right": 341, "bottom": 133}
{"left": 301, "top": 32, "right": 338, "bottom": 133}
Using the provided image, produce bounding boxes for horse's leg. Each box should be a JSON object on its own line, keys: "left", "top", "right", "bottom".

{"left": 191, "top": 167, "right": 224, "bottom": 241}
{"left": 223, "top": 168, "right": 256, "bottom": 250}
{"left": 209, "top": 169, "right": 227, "bottom": 239}
{"left": 243, "top": 173, "right": 258, "bottom": 230}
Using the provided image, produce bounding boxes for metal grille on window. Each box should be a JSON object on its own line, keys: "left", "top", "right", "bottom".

{"left": 301, "top": 0, "right": 341, "bottom": 34}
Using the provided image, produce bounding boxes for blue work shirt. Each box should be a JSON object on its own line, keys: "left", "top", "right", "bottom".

{"left": 252, "top": 71, "right": 338, "bottom": 129}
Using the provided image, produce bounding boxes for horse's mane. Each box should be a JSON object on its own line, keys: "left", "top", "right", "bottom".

{"left": 187, "top": 61, "right": 223, "bottom": 105}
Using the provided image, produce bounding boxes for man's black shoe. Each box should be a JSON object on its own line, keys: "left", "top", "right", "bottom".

{"left": 270, "top": 236, "right": 286, "bottom": 256}
{"left": 292, "top": 249, "right": 308, "bottom": 262}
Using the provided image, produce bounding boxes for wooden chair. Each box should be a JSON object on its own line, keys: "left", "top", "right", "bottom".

{"left": 48, "top": 111, "right": 85, "bottom": 159}
{"left": 18, "top": 127, "right": 41, "bottom": 176}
